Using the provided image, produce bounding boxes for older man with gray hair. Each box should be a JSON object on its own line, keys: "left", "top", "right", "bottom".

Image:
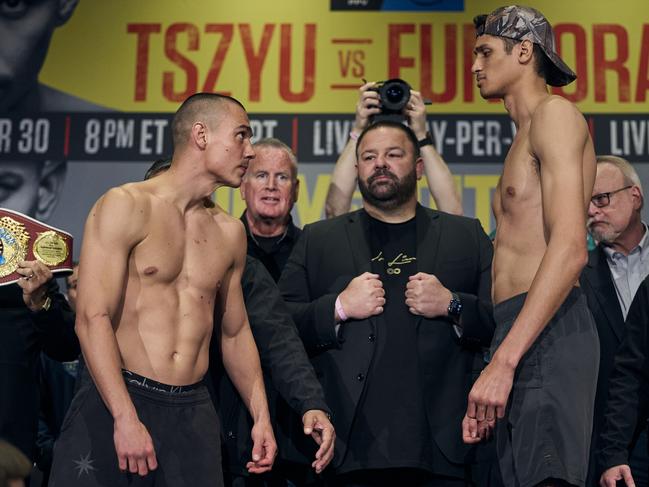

{"left": 580, "top": 155, "right": 649, "bottom": 486}
{"left": 239, "top": 138, "right": 301, "bottom": 282}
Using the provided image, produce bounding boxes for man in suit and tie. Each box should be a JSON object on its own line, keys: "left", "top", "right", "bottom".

{"left": 580, "top": 155, "right": 649, "bottom": 486}
{"left": 279, "top": 120, "right": 497, "bottom": 486}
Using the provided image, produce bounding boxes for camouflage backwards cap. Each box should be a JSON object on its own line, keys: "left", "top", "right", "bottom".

{"left": 476, "top": 5, "right": 576, "bottom": 87}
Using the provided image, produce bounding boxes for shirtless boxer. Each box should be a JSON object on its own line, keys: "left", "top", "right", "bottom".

{"left": 463, "top": 7, "right": 599, "bottom": 487}
{"left": 49, "top": 93, "right": 276, "bottom": 486}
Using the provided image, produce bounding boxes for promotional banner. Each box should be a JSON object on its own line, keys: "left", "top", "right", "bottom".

{"left": 2, "top": 0, "right": 648, "bottom": 254}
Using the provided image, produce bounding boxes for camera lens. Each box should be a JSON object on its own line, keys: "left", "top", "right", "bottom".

{"left": 378, "top": 78, "right": 411, "bottom": 113}
{"left": 385, "top": 86, "right": 404, "bottom": 103}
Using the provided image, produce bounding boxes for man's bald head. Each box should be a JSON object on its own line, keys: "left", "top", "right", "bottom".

{"left": 171, "top": 93, "right": 246, "bottom": 149}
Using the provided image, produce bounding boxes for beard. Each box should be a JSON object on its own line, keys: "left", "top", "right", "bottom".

{"left": 587, "top": 220, "right": 621, "bottom": 244}
{"left": 358, "top": 167, "right": 417, "bottom": 211}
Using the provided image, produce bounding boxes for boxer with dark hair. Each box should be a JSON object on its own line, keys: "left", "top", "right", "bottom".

{"left": 143, "top": 153, "right": 336, "bottom": 486}
{"left": 465, "top": 6, "right": 598, "bottom": 487}
{"left": 49, "top": 93, "right": 275, "bottom": 486}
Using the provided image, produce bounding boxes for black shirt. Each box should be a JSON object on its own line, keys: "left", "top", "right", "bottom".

{"left": 342, "top": 213, "right": 433, "bottom": 473}
{"left": 0, "top": 282, "right": 78, "bottom": 459}
{"left": 241, "top": 211, "right": 302, "bottom": 282}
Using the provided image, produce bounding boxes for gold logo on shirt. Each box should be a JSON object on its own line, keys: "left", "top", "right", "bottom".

{"left": 371, "top": 251, "right": 416, "bottom": 275}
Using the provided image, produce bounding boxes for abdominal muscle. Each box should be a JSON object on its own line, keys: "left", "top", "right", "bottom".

{"left": 492, "top": 202, "right": 548, "bottom": 305}
{"left": 114, "top": 282, "right": 216, "bottom": 386}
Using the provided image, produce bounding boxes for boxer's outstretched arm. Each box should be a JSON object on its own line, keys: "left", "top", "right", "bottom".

{"left": 75, "top": 187, "right": 157, "bottom": 476}
{"left": 220, "top": 221, "right": 276, "bottom": 474}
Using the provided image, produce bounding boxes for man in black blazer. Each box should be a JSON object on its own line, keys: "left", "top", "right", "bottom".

{"left": 279, "top": 121, "right": 496, "bottom": 486}
{"left": 0, "top": 276, "right": 78, "bottom": 460}
{"left": 211, "top": 256, "right": 335, "bottom": 487}
{"left": 580, "top": 155, "right": 649, "bottom": 485}
{"left": 1, "top": 158, "right": 79, "bottom": 461}
{"left": 597, "top": 277, "right": 649, "bottom": 486}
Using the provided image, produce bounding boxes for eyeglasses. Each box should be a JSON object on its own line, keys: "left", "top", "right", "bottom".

{"left": 590, "top": 185, "right": 633, "bottom": 208}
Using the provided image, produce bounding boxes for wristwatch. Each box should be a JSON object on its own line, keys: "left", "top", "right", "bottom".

{"left": 418, "top": 131, "right": 434, "bottom": 148}
{"left": 447, "top": 292, "right": 462, "bottom": 322}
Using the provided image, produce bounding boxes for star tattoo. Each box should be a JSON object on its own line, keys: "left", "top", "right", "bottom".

{"left": 73, "top": 451, "right": 97, "bottom": 478}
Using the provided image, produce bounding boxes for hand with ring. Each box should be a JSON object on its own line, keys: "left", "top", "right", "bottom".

{"left": 16, "top": 260, "right": 54, "bottom": 311}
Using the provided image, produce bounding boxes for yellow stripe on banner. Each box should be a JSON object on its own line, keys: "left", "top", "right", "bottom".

{"left": 40, "top": 0, "right": 649, "bottom": 113}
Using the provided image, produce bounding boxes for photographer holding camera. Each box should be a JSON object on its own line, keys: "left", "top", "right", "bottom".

{"left": 325, "top": 81, "right": 463, "bottom": 218}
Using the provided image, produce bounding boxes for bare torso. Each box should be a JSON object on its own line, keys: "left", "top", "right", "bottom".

{"left": 113, "top": 186, "right": 237, "bottom": 385}
{"left": 492, "top": 97, "right": 596, "bottom": 304}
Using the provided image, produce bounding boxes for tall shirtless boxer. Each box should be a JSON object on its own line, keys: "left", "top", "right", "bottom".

{"left": 49, "top": 93, "right": 276, "bottom": 486}
{"left": 463, "top": 7, "right": 599, "bottom": 487}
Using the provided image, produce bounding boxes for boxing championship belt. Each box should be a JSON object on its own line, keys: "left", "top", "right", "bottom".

{"left": 0, "top": 208, "right": 74, "bottom": 286}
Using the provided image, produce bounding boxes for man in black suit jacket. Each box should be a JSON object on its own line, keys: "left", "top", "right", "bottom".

{"left": 211, "top": 256, "right": 334, "bottom": 487}
{"left": 279, "top": 121, "right": 496, "bottom": 486}
{"left": 0, "top": 278, "right": 78, "bottom": 460}
{"left": 597, "top": 277, "right": 649, "bottom": 486}
{"left": 580, "top": 155, "right": 649, "bottom": 486}
{"left": 1, "top": 151, "right": 79, "bottom": 461}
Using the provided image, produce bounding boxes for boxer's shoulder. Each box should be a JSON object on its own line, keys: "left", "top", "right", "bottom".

{"left": 208, "top": 206, "right": 244, "bottom": 237}
{"left": 98, "top": 182, "right": 152, "bottom": 214}
{"left": 86, "top": 184, "right": 154, "bottom": 251}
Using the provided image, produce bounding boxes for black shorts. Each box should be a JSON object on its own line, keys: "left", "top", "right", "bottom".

{"left": 49, "top": 368, "right": 224, "bottom": 487}
{"left": 489, "top": 288, "right": 599, "bottom": 487}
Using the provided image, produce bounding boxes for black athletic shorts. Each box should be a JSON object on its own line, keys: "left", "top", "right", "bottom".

{"left": 49, "top": 368, "right": 224, "bottom": 486}
{"left": 489, "top": 288, "right": 599, "bottom": 487}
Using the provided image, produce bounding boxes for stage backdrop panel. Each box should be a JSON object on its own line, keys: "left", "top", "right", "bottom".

{"left": 1, "top": 0, "right": 647, "bottom": 255}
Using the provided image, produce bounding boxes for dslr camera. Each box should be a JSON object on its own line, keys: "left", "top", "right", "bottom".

{"left": 371, "top": 78, "right": 412, "bottom": 123}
